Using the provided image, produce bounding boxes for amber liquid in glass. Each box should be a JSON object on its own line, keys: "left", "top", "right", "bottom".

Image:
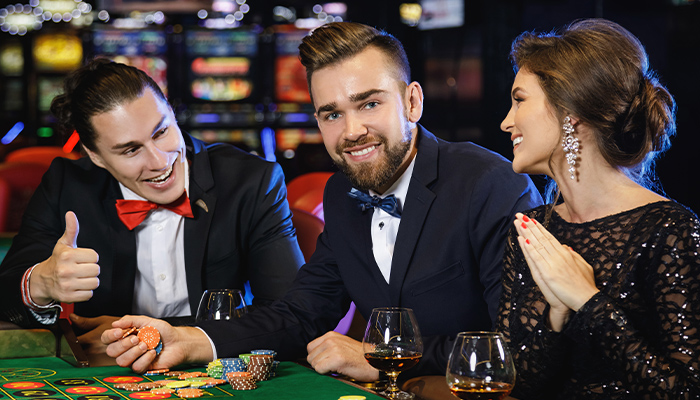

{"left": 364, "top": 352, "right": 422, "bottom": 372}
{"left": 448, "top": 382, "right": 513, "bottom": 400}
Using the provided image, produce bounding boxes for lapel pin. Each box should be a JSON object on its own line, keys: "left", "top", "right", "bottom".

{"left": 195, "top": 199, "right": 208, "bottom": 213}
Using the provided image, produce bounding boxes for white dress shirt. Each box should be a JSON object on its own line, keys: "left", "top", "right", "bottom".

{"left": 120, "top": 162, "right": 191, "bottom": 318}
{"left": 369, "top": 156, "right": 416, "bottom": 284}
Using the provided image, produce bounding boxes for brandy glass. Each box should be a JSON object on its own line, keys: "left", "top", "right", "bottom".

{"left": 446, "top": 332, "right": 516, "bottom": 400}
{"left": 195, "top": 289, "right": 248, "bottom": 322}
{"left": 363, "top": 307, "right": 423, "bottom": 399}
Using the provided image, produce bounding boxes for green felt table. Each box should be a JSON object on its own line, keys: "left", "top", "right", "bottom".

{"left": 0, "top": 357, "right": 383, "bottom": 400}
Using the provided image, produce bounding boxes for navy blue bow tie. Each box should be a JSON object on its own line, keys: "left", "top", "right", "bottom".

{"left": 347, "top": 188, "right": 402, "bottom": 218}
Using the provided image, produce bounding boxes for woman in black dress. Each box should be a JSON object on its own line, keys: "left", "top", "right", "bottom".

{"left": 497, "top": 18, "right": 699, "bottom": 399}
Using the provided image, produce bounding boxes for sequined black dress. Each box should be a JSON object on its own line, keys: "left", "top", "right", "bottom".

{"left": 496, "top": 201, "right": 700, "bottom": 399}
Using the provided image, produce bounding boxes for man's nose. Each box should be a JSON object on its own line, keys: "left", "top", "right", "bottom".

{"left": 344, "top": 113, "right": 368, "bottom": 141}
{"left": 145, "top": 143, "right": 169, "bottom": 170}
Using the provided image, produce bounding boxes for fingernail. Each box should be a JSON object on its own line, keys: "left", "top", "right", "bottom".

{"left": 131, "top": 336, "right": 139, "bottom": 345}
{"left": 533, "top": 220, "right": 537, "bottom": 225}
{"left": 526, "top": 239, "right": 530, "bottom": 244}
{"left": 139, "top": 342, "right": 148, "bottom": 351}
{"left": 521, "top": 222, "right": 527, "bottom": 229}
{"left": 522, "top": 215, "right": 530, "bottom": 222}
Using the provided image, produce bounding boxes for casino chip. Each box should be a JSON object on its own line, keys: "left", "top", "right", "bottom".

{"left": 121, "top": 326, "right": 137, "bottom": 338}
{"left": 137, "top": 326, "right": 161, "bottom": 350}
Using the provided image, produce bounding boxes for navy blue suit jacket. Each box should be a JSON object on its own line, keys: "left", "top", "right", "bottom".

{"left": 200, "top": 126, "right": 543, "bottom": 377}
{"left": 0, "top": 134, "right": 304, "bottom": 327}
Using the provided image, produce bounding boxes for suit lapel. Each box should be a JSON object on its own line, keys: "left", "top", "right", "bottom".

{"left": 388, "top": 127, "right": 439, "bottom": 305}
{"left": 102, "top": 179, "right": 138, "bottom": 313}
{"left": 183, "top": 136, "right": 217, "bottom": 314}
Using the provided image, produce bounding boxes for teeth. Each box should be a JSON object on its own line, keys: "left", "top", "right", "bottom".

{"left": 350, "top": 145, "right": 376, "bottom": 156}
{"left": 512, "top": 137, "right": 523, "bottom": 147}
{"left": 146, "top": 165, "right": 173, "bottom": 183}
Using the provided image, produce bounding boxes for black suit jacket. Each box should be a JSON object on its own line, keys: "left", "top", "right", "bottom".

{"left": 200, "top": 126, "right": 543, "bottom": 377}
{"left": 0, "top": 134, "right": 305, "bottom": 327}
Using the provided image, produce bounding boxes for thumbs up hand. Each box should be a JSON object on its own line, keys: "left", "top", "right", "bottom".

{"left": 29, "top": 211, "right": 101, "bottom": 305}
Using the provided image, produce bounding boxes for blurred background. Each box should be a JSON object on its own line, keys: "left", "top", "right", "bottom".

{"left": 0, "top": 0, "right": 697, "bottom": 223}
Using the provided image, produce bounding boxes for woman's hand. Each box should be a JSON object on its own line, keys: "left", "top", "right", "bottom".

{"left": 514, "top": 213, "right": 599, "bottom": 331}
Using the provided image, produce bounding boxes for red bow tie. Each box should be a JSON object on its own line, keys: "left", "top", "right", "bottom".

{"left": 116, "top": 191, "right": 194, "bottom": 230}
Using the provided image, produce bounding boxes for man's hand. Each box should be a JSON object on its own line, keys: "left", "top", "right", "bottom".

{"left": 307, "top": 331, "right": 379, "bottom": 382}
{"left": 71, "top": 314, "right": 120, "bottom": 356}
{"left": 30, "top": 212, "right": 100, "bottom": 305}
{"left": 102, "top": 315, "right": 213, "bottom": 374}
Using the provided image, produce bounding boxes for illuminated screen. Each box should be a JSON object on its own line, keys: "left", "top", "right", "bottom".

{"left": 38, "top": 77, "right": 64, "bottom": 112}
{"left": 275, "top": 29, "right": 311, "bottom": 103}
{"left": 187, "top": 31, "right": 258, "bottom": 102}
{"left": 0, "top": 41, "right": 23, "bottom": 76}
{"left": 186, "top": 30, "right": 257, "bottom": 57}
{"left": 33, "top": 33, "right": 83, "bottom": 72}
{"left": 190, "top": 77, "right": 252, "bottom": 101}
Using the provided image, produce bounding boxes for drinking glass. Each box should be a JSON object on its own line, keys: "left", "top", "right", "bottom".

{"left": 195, "top": 289, "right": 248, "bottom": 322}
{"left": 446, "top": 332, "right": 516, "bottom": 400}
{"left": 363, "top": 307, "right": 423, "bottom": 399}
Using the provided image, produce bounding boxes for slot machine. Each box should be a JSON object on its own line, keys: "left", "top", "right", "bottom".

{"left": 180, "top": 28, "right": 262, "bottom": 155}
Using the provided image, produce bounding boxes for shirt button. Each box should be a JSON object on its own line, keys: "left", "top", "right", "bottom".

{"left": 159, "top": 274, "right": 166, "bottom": 281}
{"left": 157, "top": 225, "right": 164, "bottom": 231}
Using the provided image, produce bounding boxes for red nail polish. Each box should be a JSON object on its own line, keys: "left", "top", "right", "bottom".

{"left": 521, "top": 222, "right": 527, "bottom": 229}
{"left": 526, "top": 239, "right": 530, "bottom": 244}
{"left": 522, "top": 215, "right": 530, "bottom": 222}
{"left": 533, "top": 220, "right": 537, "bottom": 225}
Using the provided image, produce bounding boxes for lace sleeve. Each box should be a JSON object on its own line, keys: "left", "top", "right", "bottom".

{"left": 565, "top": 216, "right": 700, "bottom": 399}
{"left": 496, "top": 226, "right": 572, "bottom": 398}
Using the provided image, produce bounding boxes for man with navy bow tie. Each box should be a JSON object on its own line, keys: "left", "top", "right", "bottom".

{"left": 103, "top": 22, "right": 542, "bottom": 382}
{"left": 0, "top": 58, "right": 304, "bottom": 360}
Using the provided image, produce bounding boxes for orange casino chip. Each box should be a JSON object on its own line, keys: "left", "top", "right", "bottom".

{"left": 137, "top": 326, "right": 161, "bottom": 350}
{"left": 121, "top": 326, "right": 137, "bottom": 338}
{"left": 151, "top": 388, "right": 175, "bottom": 395}
{"left": 177, "top": 389, "right": 203, "bottom": 398}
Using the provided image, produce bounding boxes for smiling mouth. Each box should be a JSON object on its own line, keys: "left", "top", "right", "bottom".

{"left": 512, "top": 137, "right": 523, "bottom": 147}
{"left": 145, "top": 164, "right": 173, "bottom": 183}
{"left": 348, "top": 145, "right": 377, "bottom": 157}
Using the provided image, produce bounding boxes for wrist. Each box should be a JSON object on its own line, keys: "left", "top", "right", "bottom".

{"left": 180, "top": 326, "right": 214, "bottom": 364}
{"left": 22, "top": 265, "right": 60, "bottom": 311}
{"left": 546, "top": 307, "right": 571, "bottom": 332}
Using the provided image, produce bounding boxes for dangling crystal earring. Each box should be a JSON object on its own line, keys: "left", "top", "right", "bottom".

{"left": 561, "top": 116, "right": 579, "bottom": 180}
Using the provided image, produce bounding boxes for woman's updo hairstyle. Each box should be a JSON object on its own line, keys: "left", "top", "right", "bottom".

{"left": 509, "top": 18, "right": 676, "bottom": 189}
{"left": 50, "top": 58, "right": 168, "bottom": 152}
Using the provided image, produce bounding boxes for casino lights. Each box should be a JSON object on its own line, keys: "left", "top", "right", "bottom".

{"left": 0, "top": 0, "right": 92, "bottom": 36}
{"left": 195, "top": 0, "right": 251, "bottom": 30}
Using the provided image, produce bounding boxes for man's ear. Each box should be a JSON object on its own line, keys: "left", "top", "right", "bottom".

{"left": 84, "top": 146, "right": 106, "bottom": 169}
{"left": 406, "top": 81, "right": 424, "bottom": 123}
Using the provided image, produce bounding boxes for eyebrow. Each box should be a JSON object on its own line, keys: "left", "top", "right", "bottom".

{"left": 316, "top": 89, "right": 388, "bottom": 114}
{"left": 110, "top": 115, "right": 167, "bottom": 151}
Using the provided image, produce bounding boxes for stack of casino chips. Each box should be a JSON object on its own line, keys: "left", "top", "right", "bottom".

{"left": 219, "top": 358, "right": 247, "bottom": 378}
{"left": 247, "top": 354, "right": 274, "bottom": 381}
{"left": 251, "top": 349, "right": 279, "bottom": 377}
{"left": 205, "top": 360, "right": 224, "bottom": 379}
{"left": 226, "top": 371, "right": 257, "bottom": 390}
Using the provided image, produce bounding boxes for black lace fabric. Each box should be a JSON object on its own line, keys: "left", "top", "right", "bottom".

{"left": 496, "top": 201, "right": 700, "bottom": 399}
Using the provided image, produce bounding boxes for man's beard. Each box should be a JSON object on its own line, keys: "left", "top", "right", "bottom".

{"left": 333, "top": 132, "right": 412, "bottom": 192}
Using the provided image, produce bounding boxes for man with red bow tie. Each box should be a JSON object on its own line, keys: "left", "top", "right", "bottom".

{"left": 0, "top": 59, "right": 304, "bottom": 359}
